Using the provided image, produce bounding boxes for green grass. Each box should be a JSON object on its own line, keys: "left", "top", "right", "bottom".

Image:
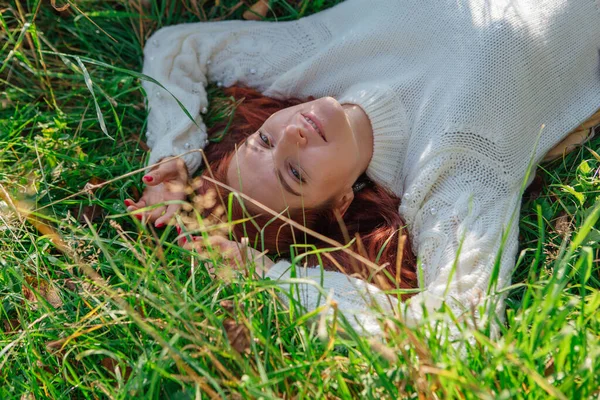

{"left": 1, "top": 1, "right": 599, "bottom": 398}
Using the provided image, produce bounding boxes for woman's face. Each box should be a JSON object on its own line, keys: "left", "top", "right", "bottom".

{"left": 226, "top": 97, "right": 372, "bottom": 214}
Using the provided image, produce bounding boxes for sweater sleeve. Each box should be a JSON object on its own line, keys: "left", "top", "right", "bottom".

{"left": 398, "top": 141, "right": 524, "bottom": 333}
{"left": 142, "top": 18, "right": 333, "bottom": 174}
{"left": 265, "top": 261, "right": 399, "bottom": 335}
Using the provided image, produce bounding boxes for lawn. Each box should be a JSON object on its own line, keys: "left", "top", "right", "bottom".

{"left": 1, "top": 1, "right": 599, "bottom": 398}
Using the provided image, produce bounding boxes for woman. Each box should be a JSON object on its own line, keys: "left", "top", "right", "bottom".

{"left": 127, "top": 0, "right": 600, "bottom": 334}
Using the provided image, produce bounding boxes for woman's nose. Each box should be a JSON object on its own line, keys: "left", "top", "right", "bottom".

{"left": 282, "top": 123, "right": 308, "bottom": 147}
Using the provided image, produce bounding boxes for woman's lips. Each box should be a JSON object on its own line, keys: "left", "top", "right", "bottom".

{"left": 301, "top": 113, "right": 327, "bottom": 142}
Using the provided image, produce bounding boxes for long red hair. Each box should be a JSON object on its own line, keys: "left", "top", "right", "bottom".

{"left": 194, "top": 87, "right": 417, "bottom": 293}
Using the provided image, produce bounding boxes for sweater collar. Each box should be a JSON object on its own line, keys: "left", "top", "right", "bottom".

{"left": 336, "top": 83, "right": 409, "bottom": 194}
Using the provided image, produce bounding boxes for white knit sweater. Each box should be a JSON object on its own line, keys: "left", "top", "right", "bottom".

{"left": 142, "top": 0, "right": 600, "bottom": 335}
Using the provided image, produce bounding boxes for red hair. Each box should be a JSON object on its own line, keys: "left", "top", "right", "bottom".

{"left": 195, "top": 87, "right": 417, "bottom": 294}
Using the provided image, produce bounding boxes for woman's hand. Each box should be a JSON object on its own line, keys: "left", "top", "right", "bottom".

{"left": 125, "top": 158, "right": 188, "bottom": 227}
{"left": 182, "top": 235, "right": 274, "bottom": 275}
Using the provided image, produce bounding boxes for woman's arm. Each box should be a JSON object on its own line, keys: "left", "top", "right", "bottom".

{"left": 133, "top": 17, "right": 335, "bottom": 223}
{"left": 265, "top": 261, "right": 400, "bottom": 335}
{"left": 397, "top": 144, "right": 524, "bottom": 334}
{"left": 142, "top": 17, "right": 334, "bottom": 175}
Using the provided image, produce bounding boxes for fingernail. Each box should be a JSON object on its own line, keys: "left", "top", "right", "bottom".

{"left": 135, "top": 214, "right": 142, "bottom": 220}
{"left": 143, "top": 175, "right": 153, "bottom": 183}
{"left": 176, "top": 226, "right": 181, "bottom": 234}
{"left": 124, "top": 199, "right": 133, "bottom": 206}
{"left": 155, "top": 223, "right": 165, "bottom": 228}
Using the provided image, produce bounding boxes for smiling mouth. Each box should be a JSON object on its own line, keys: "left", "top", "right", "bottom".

{"left": 302, "top": 113, "right": 327, "bottom": 142}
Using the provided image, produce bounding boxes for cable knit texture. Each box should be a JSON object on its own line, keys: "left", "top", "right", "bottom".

{"left": 143, "top": 0, "right": 600, "bottom": 335}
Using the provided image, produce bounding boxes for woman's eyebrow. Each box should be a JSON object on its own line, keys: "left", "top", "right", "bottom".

{"left": 276, "top": 169, "right": 301, "bottom": 196}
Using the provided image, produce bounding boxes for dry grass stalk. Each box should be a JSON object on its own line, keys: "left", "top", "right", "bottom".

{"left": 396, "top": 234, "right": 407, "bottom": 287}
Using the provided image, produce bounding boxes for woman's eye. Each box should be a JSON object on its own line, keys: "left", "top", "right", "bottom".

{"left": 259, "top": 132, "right": 271, "bottom": 147}
{"left": 290, "top": 165, "right": 303, "bottom": 182}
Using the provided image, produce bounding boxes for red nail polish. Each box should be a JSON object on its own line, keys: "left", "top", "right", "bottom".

{"left": 143, "top": 175, "right": 153, "bottom": 183}
{"left": 135, "top": 214, "right": 142, "bottom": 220}
{"left": 156, "top": 223, "right": 165, "bottom": 228}
{"left": 176, "top": 226, "right": 181, "bottom": 234}
{"left": 124, "top": 199, "right": 133, "bottom": 206}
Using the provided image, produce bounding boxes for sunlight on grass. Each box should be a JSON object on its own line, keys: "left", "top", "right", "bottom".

{"left": 1, "top": 0, "right": 599, "bottom": 398}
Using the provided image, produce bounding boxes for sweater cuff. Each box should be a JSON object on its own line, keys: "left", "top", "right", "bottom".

{"left": 146, "top": 124, "right": 206, "bottom": 175}
{"left": 336, "top": 83, "right": 409, "bottom": 192}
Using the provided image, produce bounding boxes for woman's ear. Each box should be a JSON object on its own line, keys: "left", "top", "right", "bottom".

{"left": 335, "top": 189, "right": 355, "bottom": 217}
